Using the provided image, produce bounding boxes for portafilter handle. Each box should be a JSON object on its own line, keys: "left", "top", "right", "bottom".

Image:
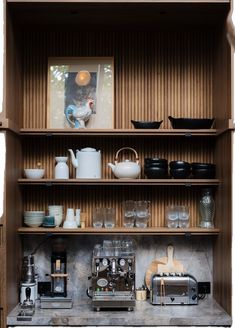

{"left": 22, "top": 287, "right": 34, "bottom": 308}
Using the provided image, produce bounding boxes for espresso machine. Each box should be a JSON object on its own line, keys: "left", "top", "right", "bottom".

{"left": 88, "top": 240, "right": 136, "bottom": 311}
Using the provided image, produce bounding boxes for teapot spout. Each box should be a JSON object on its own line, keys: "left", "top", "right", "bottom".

{"left": 68, "top": 149, "right": 78, "bottom": 168}
{"left": 107, "top": 163, "right": 115, "bottom": 173}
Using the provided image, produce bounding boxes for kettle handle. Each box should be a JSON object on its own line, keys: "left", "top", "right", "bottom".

{"left": 115, "top": 147, "right": 139, "bottom": 164}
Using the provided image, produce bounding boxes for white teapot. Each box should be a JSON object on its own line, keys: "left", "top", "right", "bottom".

{"left": 68, "top": 147, "right": 101, "bottom": 179}
{"left": 108, "top": 147, "right": 141, "bottom": 179}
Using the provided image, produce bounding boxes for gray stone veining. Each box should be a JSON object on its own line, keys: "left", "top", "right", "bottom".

{"left": 8, "top": 235, "right": 228, "bottom": 326}
{"left": 22, "top": 235, "right": 213, "bottom": 301}
{"left": 7, "top": 299, "right": 232, "bottom": 326}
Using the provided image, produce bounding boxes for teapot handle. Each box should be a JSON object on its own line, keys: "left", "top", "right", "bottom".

{"left": 115, "top": 147, "right": 139, "bottom": 165}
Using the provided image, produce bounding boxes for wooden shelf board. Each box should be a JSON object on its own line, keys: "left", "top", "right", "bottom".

{"left": 18, "top": 227, "right": 220, "bottom": 235}
{"left": 20, "top": 128, "right": 217, "bottom": 137}
{"left": 18, "top": 178, "right": 220, "bottom": 186}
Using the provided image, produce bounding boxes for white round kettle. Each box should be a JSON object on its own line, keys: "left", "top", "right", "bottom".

{"left": 68, "top": 147, "right": 101, "bottom": 179}
{"left": 108, "top": 147, "right": 141, "bottom": 179}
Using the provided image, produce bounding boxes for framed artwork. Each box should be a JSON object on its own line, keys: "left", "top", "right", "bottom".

{"left": 47, "top": 57, "right": 114, "bottom": 129}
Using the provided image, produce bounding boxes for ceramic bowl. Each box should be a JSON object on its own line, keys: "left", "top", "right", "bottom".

{"left": 24, "top": 169, "right": 45, "bottom": 179}
{"left": 170, "top": 168, "right": 191, "bottom": 179}
{"left": 131, "top": 120, "right": 163, "bottom": 129}
{"left": 169, "top": 161, "right": 191, "bottom": 170}
{"left": 144, "top": 167, "right": 168, "bottom": 179}
{"left": 144, "top": 158, "right": 168, "bottom": 166}
{"left": 192, "top": 168, "right": 216, "bottom": 179}
{"left": 144, "top": 162, "right": 168, "bottom": 169}
{"left": 168, "top": 116, "right": 215, "bottom": 129}
{"left": 24, "top": 222, "right": 43, "bottom": 228}
{"left": 191, "top": 163, "right": 216, "bottom": 170}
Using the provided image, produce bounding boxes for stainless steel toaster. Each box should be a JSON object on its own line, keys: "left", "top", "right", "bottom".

{"left": 150, "top": 273, "right": 198, "bottom": 305}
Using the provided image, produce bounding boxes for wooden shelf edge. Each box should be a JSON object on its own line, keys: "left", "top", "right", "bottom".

{"left": 18, "top": 227, "right": 220, "bottom": 236}
{"left": 18, "top": 178, "right": 220, "bottom": 186}
{"left": 17, "top": 227, "right": 220, "bottom": 235}
{"left": 20, "top": 128, "right": 217, "bottom": 137}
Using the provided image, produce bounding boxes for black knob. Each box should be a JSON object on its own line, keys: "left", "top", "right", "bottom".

{"left": 192, "top": 294, "right": 197, "bottom": 300}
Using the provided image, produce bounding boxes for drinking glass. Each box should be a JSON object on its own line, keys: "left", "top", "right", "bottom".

{"left": 122, "top": 200, "right": 135, "bottom": 228}
{"left": 165, "top": 205, "right": 179, "bottom": 228}
{"left": 178, "top": 206, "right": 190, "bottom": 228}
{"left": 103, "top": 240, "right": 113, "bottom": 256}
{"left": 122, "top": 239, "right": 134, "bottom": 255}
{"left": 92, "top": 207, "right": 105, "bottom": 228}
{"left": 112, "top": 240, "right": 121, "bottom": 256}
{"left": 135, "top": 200, "right": 150, "bottom": 228}
{"left": 104, "top": 207, "right": 116, "bottom": 228}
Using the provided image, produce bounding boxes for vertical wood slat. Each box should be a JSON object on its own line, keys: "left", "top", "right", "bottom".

{"left": 22, "top": 30, "right": 215, "bottom": 129}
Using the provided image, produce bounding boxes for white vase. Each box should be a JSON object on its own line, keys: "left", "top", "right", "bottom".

{"left": 55, "top": 157, "right": 69, "bottom": 179}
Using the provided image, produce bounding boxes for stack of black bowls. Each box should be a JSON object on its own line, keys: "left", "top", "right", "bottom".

{"left": 169, "top": 161, "right": 191, "bottom": 179}
{"left": 191, "top": 163, "right": 216, "bottom": 179}
{"left": 144, "top": 158, "right": 168, "bottom": 179}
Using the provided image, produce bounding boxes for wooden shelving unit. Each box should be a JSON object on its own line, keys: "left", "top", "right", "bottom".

{"left": 2, "top": 1, "right": 233, "bottom": 327}
{"left": 17, "top": 227, "right": 220, "bottom": 236}
{"left": 18, "top": 178, "right": 220, "bottom": 186}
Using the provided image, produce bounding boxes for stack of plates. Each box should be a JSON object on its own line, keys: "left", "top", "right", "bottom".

{"left": 48, "top": 205, "right": 63, "bottom": 227}
{"left": 24, "top": 211, "right": 45, "bottom": 227}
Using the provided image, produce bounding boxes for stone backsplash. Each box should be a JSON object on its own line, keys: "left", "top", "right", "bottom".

{"left": 22, "top": 235, "right": 213, "bottom": 301}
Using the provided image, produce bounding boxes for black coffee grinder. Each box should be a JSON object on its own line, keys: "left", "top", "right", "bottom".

{"left": 51, "top": 251, "right": 68, "bottom": 297}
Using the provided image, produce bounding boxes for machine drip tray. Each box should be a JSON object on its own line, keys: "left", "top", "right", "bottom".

{"left": 40, "top": 296, "right": 73, "bottom": 309}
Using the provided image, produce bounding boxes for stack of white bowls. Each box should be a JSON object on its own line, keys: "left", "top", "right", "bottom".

{"left": 24, "top": 211, "right": 45, "bottom": 227}
{"left": 48, "top": 205, "right": 63, "bottom": 227}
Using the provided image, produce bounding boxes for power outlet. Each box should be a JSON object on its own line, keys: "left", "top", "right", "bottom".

{"left": 198, "top": 282, "right": 211, "bottom": 294}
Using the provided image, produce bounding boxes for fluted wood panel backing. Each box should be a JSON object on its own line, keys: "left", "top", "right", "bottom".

{"left": 21, "top": 136, "right": 215, "bottom": 227}
{"left": 22, "top": 30, "right": 215, "bottom": 128}
{"left": 5, "top": 9, "right": 23, "bottom": 126}
{"left": 213, "top": 131, "right": 232, "bottom": 314}
{"left": 21, "top": 186, "right": 206, "bottom": 229}
{"left": 213, "top": 25, "right": 231, "bottom": 126}
{"left": 22, "top": 136, "right": 215, "bottom": 179}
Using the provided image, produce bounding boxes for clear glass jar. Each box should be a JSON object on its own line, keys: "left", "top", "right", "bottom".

{"left": 199, "top": 188, "right": 215, "bottom": 228}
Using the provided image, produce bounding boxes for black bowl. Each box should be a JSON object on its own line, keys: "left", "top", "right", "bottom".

{"left": 169, "top": 161, "right": 191, "bottom": 170}
{"left": 144, "top": 167, "right": 168, "bottom": 179}
{"left": 144, "top": 158, "right": 168, "bottom": 166}
{"left": 168, "top": 116, "right": 215, "bottom": 129}
{"left": 191, "top": 162, "right": 216, "bottom": 170}
{"left": 131, "top": 120, "right": 163, "bottom": 129}
{"left": 170, "top": 168, "right": 191, "bottom": 179}
{"left": 192, "top": 168, "right": 216, "bottom": 179}
{"left": 145, "top": 162, "right": 168, "bottom": 169}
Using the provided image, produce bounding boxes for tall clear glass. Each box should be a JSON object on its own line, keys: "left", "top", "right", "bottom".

{"left": 199, "top": 189, "right": 215, "bottom": 228}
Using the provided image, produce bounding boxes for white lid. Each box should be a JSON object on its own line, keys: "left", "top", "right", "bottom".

{"left": 80, "top": 147, "right": 97, "bottom": 152}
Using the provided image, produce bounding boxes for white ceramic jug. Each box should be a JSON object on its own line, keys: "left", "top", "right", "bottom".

{"left": 68, "top": 147, "right": 101, "bottom": 179}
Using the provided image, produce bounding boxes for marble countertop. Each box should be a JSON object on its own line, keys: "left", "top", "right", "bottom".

{"left": 7, "top": 298, "right": 232, "bottom": 326}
